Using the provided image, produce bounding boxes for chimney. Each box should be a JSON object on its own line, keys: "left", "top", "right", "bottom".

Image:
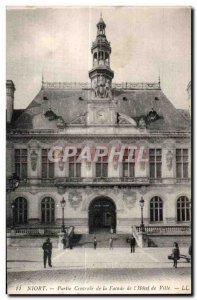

{"left": 6, "top": 80, "right": 15, "bottom": 123}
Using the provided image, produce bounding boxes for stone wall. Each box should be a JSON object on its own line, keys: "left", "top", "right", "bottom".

{"left": 8, "top": 183, "right": 191, "bottom": 234}
{"left": 147, "top": 235, "right": 191, "bottom": 248}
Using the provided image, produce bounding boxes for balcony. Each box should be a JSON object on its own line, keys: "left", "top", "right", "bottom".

{"left": 176, "top": 178, "right": 190, "bottom": 184}
{"left": 54, "top": 177, "right": 150, "bottom": 187}
{"left": 135, "top": 225, "right": 191, "bottom": 235}
{"left": 150, "top": 178, "right": 163, "bottom": 184}
{"left": 15, "top": 176, "right": 190, "bottom": 188}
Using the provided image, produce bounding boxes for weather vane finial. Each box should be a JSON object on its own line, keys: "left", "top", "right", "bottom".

{"left": 41, "top": 70, "right": 44, "bottom": 89}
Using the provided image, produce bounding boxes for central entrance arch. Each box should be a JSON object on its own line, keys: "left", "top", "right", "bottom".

{"left": 88, "top": 196, "right": 116, "bottom": 233}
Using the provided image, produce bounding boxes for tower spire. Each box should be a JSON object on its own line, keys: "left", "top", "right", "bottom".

{"left": 158, "top": 68, "right": 161, "bottom": 89}
{"left": 158, "top": 73, "right": 161, "bottom": 89}
{"left": 41, "top": 71, "right": 44, "bottom": 89}
{"left": 89, "top": 15, "right": 114, "bottom": 99}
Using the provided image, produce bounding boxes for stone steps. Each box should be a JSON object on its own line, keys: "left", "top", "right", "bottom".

{"left": 73, "top": 233, "right": 131, "bottom": 248}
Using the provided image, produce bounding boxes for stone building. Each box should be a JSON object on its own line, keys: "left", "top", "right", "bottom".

{"left": 6, "top": 16, "right": 191, "bottom": 240}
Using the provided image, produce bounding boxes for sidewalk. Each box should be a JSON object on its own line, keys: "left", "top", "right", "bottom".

{"left": 7, "top": 246, "right": 191, "bottom": 272}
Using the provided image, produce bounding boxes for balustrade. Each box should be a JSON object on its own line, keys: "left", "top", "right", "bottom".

{"left": 41, "top": 81, "right": 161, "bottom": 90}
{"left": 136, "top": 225, "right": 190, "bottom": 234}
{"left": 7, "top": 225, "right": 75, "bottom": 237}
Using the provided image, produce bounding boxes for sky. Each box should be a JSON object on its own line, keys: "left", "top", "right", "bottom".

{"left": 6, "top": 6, "right": 191, "bottom": 109}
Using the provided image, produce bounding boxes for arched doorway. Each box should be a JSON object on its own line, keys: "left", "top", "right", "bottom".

{"left": 89, "top": 196, "right": 116, "bottom": 233}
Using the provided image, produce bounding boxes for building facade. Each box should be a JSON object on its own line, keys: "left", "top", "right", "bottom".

{"left": 6, "top": 16, "right": 191, "bottom": 235}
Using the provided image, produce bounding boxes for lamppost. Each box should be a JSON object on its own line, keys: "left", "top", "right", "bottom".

{"left": 139, "top": 197, "right": 145, "bottom": 232}
{"left": 60, "top": 197, "right": 66, "bottom": 232}
{"left": 11, "top": 201, "right": 16, "bottom": 229}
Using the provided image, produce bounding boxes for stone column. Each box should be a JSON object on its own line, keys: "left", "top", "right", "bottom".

{"left": 28, "top": 140, "right": 41, "bottom": 184}
{"left": 54, "top": 160, "right": 66, "bottom": 178}
{"left": 81, "top": 161, "right": 93, "bottom": 178}
{"left": 162, "top": 140, "right": 175, "bottom": 184}
{"left": 135, "top": 142, "right": 149, "bottom": 179}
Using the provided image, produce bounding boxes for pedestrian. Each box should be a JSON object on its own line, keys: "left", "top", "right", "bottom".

{"left": 93, "top": 236, "right": 97, "bottom": 249}
{"left": 69, "top": 236, "right": 73, "bottom": 250}
{"left": 109, "top": 236, "right": 113, "bottom": 250}
{"left": 42, "top": 237, "right": 52, "bottom": 268}
{"left": 172, "top": 242, "right": 180, "bottom": 268}
{"left": 130, "top": 235, "right": 136, "bottom": 253}
{"left": 62, "top": 235, "right": 67, "bottom": 249}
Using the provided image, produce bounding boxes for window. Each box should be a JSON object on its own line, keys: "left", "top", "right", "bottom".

{"left": 177, "top": 196, "right": 190, "bottom": 222}
{"left": 150, "top": 196, "right": 163, "bottom": 222}
{"left": 122, "top": 148, "right": 135, "bottom": 178}
{"left": 149, "top": 149, "right": 162, "bottom": 179}
{"left": 14, "top": 197, "right": 27, "bottom": 224}
{"left": 15, "top": 149, "right": 27, "bottom": 179}
{"left": 96, "top": 155, "right": 108, "bottom": 178}
{"left": 41, "top": 149, "right": 54, "bottom": 178}
{"left": 69, "top": 149, "right": 81, "bottom": 177}
{"left": 176, "top": 149, "right": 188, "bottom": 178}
{"left": 41, "top": 197, "right": 55, "bottom": 223}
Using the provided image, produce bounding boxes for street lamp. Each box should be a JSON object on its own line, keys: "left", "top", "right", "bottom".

{"left": 139, "top": 197, "right": 145, "bottom": 232}
{"left": 11, "top": 201, "right": 16, "bottom": 229}
{"left": 6, "top": 173, "right": 20, "bottom": 192}
{"left": 60, "top": 197, "right": 66, "bottom": 232}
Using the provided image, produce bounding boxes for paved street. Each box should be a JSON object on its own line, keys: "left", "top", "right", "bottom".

{"left": 7, "top": 247, "right": 192, "bottom": 295}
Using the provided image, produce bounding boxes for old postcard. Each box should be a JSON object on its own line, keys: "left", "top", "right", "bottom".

{"left": 6, "top": 6, "right": 192, "bottom": 295}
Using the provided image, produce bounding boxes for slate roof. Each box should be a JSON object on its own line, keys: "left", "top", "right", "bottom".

{"left": 10, "top": 87, "right": 191, "bottom": 132}
{"left": 7, "top": 109, "right": 24, "bottom": 129}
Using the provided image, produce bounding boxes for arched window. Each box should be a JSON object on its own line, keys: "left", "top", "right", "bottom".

{"left": 41, "top": 197, "right": 55, "bottom": 223}
{"left": 150, "top": 196, "right": 163, "bottom": 222}
{"left": 14, "top": 197, "right": 28, "bottom": 224}
{"left": 177, "top": 196, "right": 190, "bottom": 222}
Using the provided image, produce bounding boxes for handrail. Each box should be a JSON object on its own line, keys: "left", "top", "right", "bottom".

{"left": 135, "top": 225, "right": 190, "bottom": 233}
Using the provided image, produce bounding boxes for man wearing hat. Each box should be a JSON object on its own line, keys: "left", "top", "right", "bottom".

{"left": 42, "top": 238, "right": 53, "bottom": 268}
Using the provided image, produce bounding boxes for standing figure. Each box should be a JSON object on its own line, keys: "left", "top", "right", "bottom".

{"left": 105, "top": 79, "right": 111, "bottom": 98}
{"left": 93, "top": 80, "right": 98, "bottom": 98}
{"left": 42, "top": 238, "right": 52, "bottom": 268}
{"left": 130, "top": 235, "right": 136, "bottom": 253}
{"left": 93, "top": 236, "right": 97, "bottom": 250}
{"left": 62, "top": 235, "right": 67, "bottom": 249}
{"left": 69, "top": 235, "right": 73, "bottom": 250}
{"left": 172, "top": 242, "right": 180, "bottom": 268}
{"left": 109, "top": 237, "right": 114, "bottom": 250}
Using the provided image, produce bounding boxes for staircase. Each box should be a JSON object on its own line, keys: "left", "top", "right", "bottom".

{"left": 72, "top": 233, "right": 131, "bottom": 248}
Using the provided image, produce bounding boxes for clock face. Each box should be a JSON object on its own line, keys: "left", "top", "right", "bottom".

{"left": 96, "top": 110, "right": 106, "bottom": 121}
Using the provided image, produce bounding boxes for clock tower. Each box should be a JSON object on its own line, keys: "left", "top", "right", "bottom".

{"left": 87, "top": 15, "right": 117, "bottom": 126}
